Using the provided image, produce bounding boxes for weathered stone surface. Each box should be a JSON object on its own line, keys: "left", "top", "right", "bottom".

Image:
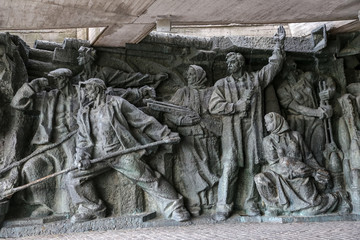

{"left": 1, "top": 27, "right": 360, "bottom": 236}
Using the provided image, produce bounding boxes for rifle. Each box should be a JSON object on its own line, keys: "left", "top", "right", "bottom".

{"left": 144, "top": 99, "right": 200, "bottom": 118}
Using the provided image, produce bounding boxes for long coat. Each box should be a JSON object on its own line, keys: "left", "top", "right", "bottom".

{"left": 209, "top": 46, "right": 284, "bottom": 166}
{"left": 11, "top": 83, "right": 78, "bottom": 145}
{"left": 76, "top": 96, "right": 171, "bottom": 161}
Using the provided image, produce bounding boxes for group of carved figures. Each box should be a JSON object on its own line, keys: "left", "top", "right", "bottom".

{"left": 0, "top": 26, "right": 359, "bottom": 226}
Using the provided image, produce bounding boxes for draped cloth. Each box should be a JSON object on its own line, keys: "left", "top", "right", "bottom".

{"left": 208, "top": 45, "right": 284, "bottom": 214}
{"left": 255, "top": 113, "right": 338, "bottom": 215}
{"left": 166, "top": 65, "right": 220, "bottom": 212}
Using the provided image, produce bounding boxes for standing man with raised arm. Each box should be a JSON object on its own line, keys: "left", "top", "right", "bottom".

{"left": 209, "top": 26, "right": 286, "bottom": 221}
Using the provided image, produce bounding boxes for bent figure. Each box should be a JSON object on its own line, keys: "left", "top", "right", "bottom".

{"left": 66, "top": 78, "right": 190, "bottom": 223}
{"left": 165, "top": 65, "right": 220, "bottom": 216}
{"left": 255, "top": 112, "right": 340, "bottom": 216}
{"left": 11, "top": 68, "right": 148, "bottom": 218}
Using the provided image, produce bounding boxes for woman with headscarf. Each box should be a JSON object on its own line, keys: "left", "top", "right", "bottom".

{"left": 165, "top": 65, "right": 220, "bottom": 216}
{"left": 254, "top": 112, "right": 340, "bottom": 216}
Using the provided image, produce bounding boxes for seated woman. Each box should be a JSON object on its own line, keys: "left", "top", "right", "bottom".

{"left": 254, "top": 112, "right": 341, "bottom": 216}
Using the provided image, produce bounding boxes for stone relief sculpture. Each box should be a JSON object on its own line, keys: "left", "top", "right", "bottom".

{"left": 164, "top": 65, "right": 220, "bottom": 216}
{"left": 0, "top": 27, "right": 359, "bottom": 237}
{"left": 75, "top": 46, "right": 168, "bottom": 88}
{"left": 0, "top": 33, "right": 30, "bottom": 227}
{"left": 0, "top": 42, "right": 18, "bottom": 200}
{"left": 255, "top": 112, "right": 349, "bottom": 216}
{"left": 276, "top": 59, "right": 335, "bottom": 166}
{"left": 76, "top": 46, "right": 162, "bottom": 107}
{"left": 9, "top": 67, "right": 154, "bottom": 218}
{"left": 11, "top": 68, "right": 78, "bottom": 217}
{"left": 338, "top": 83, "right": 360, "bottom": 213}
{"left": 208, "top": 26, "right": 286, "bottom": 221}
{"left": 65, "top": 78, "right": 190, "bottom": 223}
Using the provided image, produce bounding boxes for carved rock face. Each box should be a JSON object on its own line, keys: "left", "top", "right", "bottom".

{"left": 226, "top": 57, "right": 241, "bottom": 74}
{"left": 186, "top": 67, "right": 197, "bottom": 86}
{"left": 264, "top": 114, "right": 275, "bottom": 132}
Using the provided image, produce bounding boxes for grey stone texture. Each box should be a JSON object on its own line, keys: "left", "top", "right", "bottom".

{"left": 1, "top": 27, "right": 360, "bottom": 237}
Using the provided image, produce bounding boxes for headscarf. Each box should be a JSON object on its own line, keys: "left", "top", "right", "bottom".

{"left": 188, "top": 65, "right": 208, "bottom": 89}
{"left": 265, "top": 112, "right": 290, "bottom": 136}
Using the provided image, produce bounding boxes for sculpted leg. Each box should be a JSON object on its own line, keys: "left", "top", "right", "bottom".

{"left": 21, "top": 156, "right": 56, "bottom": 217}
{"left": 215, "top": 157, "right": 239, "bottom": 221}
{"left": 65, "top": 162, "right": 110, "bottom": 223}
{"left": 111, "top": 154, "right": 189, "bottom": 222}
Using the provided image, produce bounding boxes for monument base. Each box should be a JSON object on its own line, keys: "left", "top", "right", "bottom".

{"left": 1, "top": 211, "right": 359, "bottom": 238}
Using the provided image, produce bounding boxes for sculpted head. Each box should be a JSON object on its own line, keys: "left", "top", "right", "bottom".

{"left": 264, "top": 113, "right": 276, "bottom": 132}
{"left": 264, "top": 112, "right": 290, "bottom": 134}
{"left": 78, "top": 46, "right": 96, "bottom": 66}
{"left": 226, "top": 52, "right": 245, "bottom": 74}
{"left": 285, "top": 58, "right": 297, "bottom": 71}
{"left": 186, "top": 65, "right": 208, "bottom": 88}
{"left": 80, "top": 78, "right": 106, "bottom": 102}
{"left": 48, "top": 68, "right": 72, "bottom": 90}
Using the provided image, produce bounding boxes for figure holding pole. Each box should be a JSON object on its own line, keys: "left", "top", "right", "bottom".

{"left": 65, "top": 78, "right": 190, "bottom": 223}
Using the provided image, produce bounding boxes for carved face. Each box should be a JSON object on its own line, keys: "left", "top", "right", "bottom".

{"left": 226, "top": 56, "right": 242, "bottom": 74}
{"left": 77, "top": 50, "right": 94, "bottom": 66}
{"left": 187, "top": 67, "right": 197, "bottom": 86}
{"left": 77, "top": 51, "right": 87, "bottom": 66}
{"left": 55, "top": 76, "right": 69, "bottom": 90}
{"left": 84, "top": 84, "right": 98, "bottom": 101}
{"left": 286, "top": 59, "right": 297, "bottom": 72}
{"left": 264, "top": 114, "right": 276, "bottom": 132}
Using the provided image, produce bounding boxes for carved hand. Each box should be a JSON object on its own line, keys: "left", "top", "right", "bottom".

{"left": 318, "top": 105, "right": 333, "bottom": 119}
{"left": 235, "top": 99, "right": 250, "bottom": 113}
{"left": 77, "top": 159, "right": 91, "bottom": 170}
{"left": 313, "top": 169, "right": 330, "bottom": 184}
{"left": 180, "top": 115, "right": 201, "bottom": 126}
{"left": 154, "top": 73, "right": 169, "bottom": 82}
{"left": 319, "top": 89, "right": 331, "bottom": 102}
{"left": 75, "top": 155, "right": 92, "bottom": 170}
{"left": 29, "top": 77, "right": 49, "bottom": 92}
{"left": 140, "top": 85, "right": 156, "bottom": 99}
{"left": 274, "top": 25, "right": 286, "bottom": 45}
{"left": 163, "top": 132, "right": 181, "bottom": 143}
{"left": 291, "top": 166, "right": 314, "bottom": 179}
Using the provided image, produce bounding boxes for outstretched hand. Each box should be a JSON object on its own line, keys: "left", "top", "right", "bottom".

{"left": 180, "top": 114, "right": 201, "bottom": 126}
{"left": 313, "top": 169, "right": 330, "bottom": 184}
{"left": 140, "top": 85, "right": 156, "bottom": 99}
{"left": 155, "top": 73, "right": 169, "bottom": 82}
{"left": 163, "top": 132, "right": 181, "bottom": 144}
{"left": 274, "top": 25, "right": 286, "bottom": 45}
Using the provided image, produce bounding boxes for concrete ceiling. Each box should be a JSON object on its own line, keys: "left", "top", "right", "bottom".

{"left": 0, "top": 0, "right": 359, "bottom": 47}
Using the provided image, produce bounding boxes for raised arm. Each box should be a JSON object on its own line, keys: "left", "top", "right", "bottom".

{"left": 257, "top": 26, "right": 286, "bottom": 88}
{"left": 11, "top": 78, "right": 48, "bottom": 111}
